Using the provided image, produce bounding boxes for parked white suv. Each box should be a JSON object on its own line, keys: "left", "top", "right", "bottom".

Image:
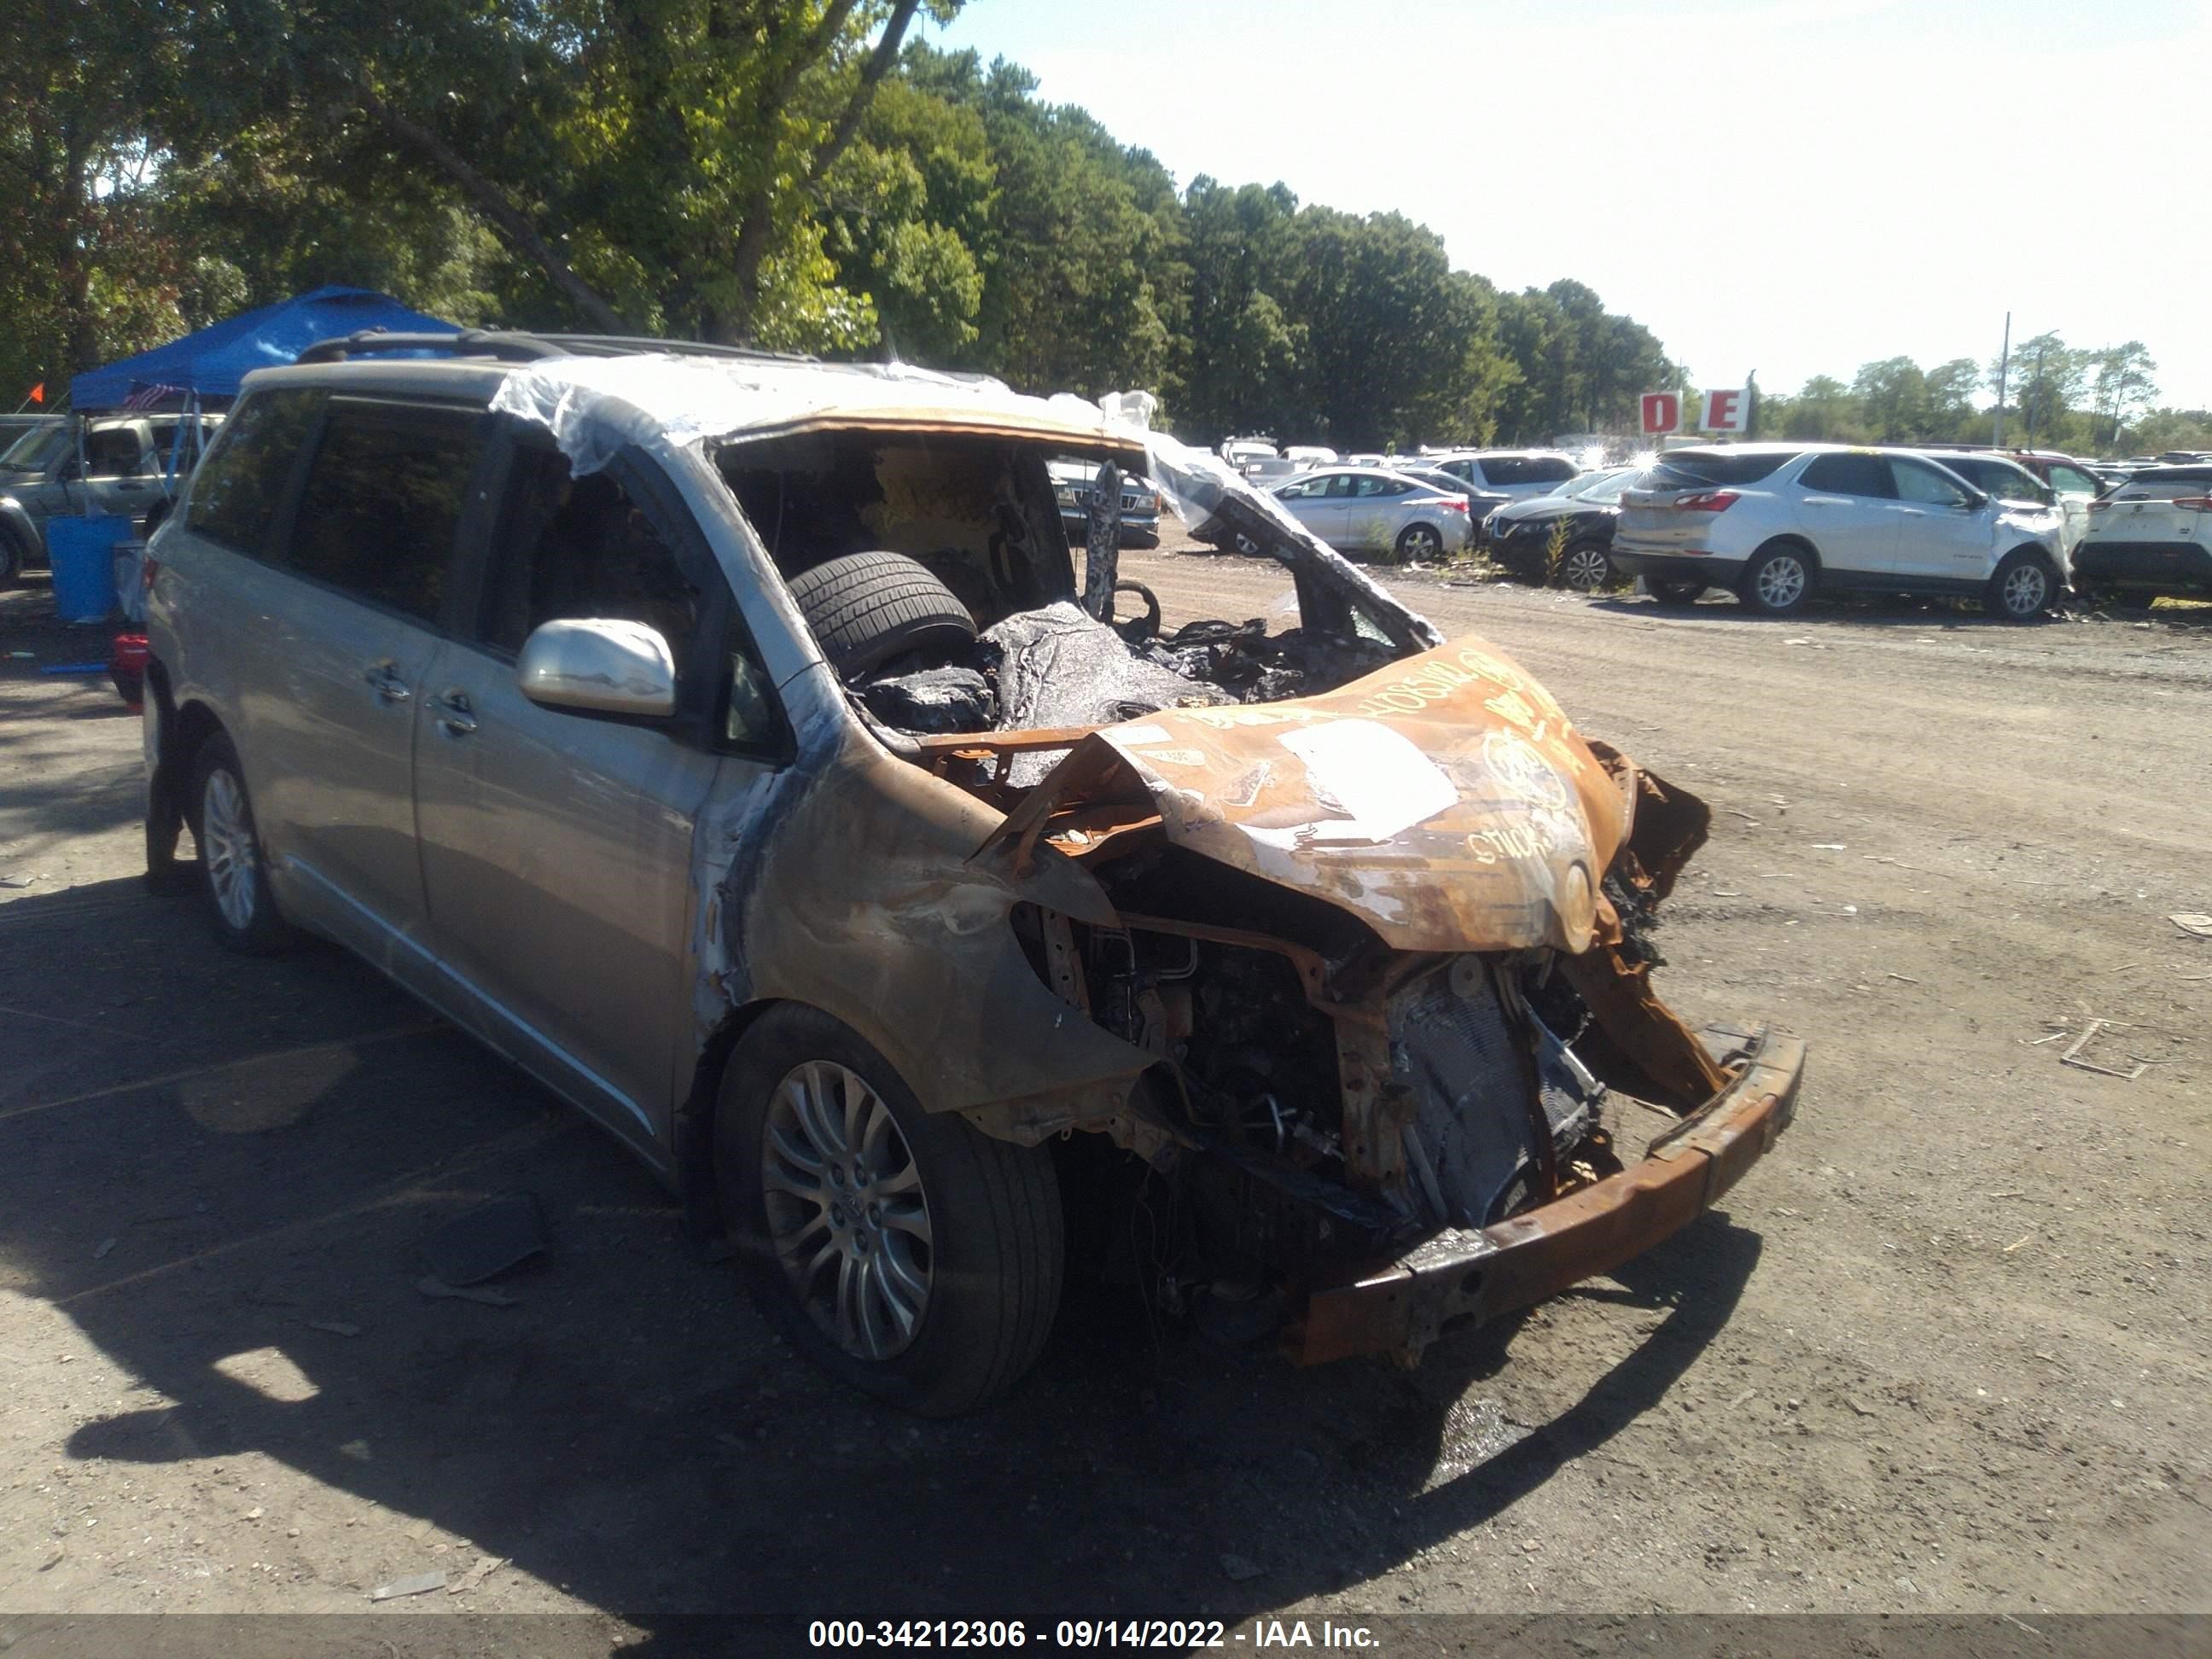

{"left": 2073, "top": 464, "right": 2212, "bottom": 601}
{"left": 1612, "top": 445, "right": 2068, "bottom": 620}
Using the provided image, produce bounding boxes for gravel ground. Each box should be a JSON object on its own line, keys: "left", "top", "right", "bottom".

{"left": 0, "top": 544, "right": 2206, "bottom": 1641}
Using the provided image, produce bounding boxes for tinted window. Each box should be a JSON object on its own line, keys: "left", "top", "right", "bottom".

{"left": 1890, "top": 458, "right": 1973, "bottom": 506}
{"left": 1799, "top": 453, "right": 1895, "bottom": 498}
{"left": 183, "top": 389, "right": 323, "bottom": 558}
{"left": 286, "top": 405, "right": 481, "bottom": 621}
{"left": 84, "top": 427, "right": 143, "bottom": 476}
{"left": 2047, "top": 465, "right": 2099, "bottom": 495}
{"left": 480, "top": 447, "right": 701, "bottom": 662}
{"left": 1479, "top": 457, "right": 1528, "bottom": 486}
{"left": 1647, "top": 449, "right": 1798, "bottom": 487}
{"left": 1522, "top": 456, "right": 1579, "bottom": 483}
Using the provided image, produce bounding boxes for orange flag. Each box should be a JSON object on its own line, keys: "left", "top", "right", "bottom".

{"left": 26, "top": 382, "right": 42, "bottom": 404}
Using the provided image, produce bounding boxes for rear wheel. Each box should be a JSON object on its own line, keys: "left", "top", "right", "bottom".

{"left": 1394, "top": 522, "right": 1443, "bottom": 564}
{"left": 1646, "top": 578, "right": 1707, "bottom": 606}
{"left": 186, "top": 734, "right": 298, "bottom": 954}
{"left": 1985, "top": 549, "right": 2055, "bottom": 621}
{"left": 717, "top": 1006, "right": 1063, "bottom": 1416}
{"left": 1738, "top": 542, "right": 1814, "bottom": 616}
{"left": 0, "top": 527, "right": 24, "bottom": 588}
{"left": 1559, "top": 540, "right": 1615, "bottom": 592}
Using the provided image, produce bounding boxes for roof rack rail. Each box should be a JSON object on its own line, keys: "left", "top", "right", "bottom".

{"left": 294, "top": 328, "right": 819, "bottom": 368}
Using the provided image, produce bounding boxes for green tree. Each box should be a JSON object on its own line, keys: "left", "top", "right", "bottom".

{"left": 1924, "top": 358, "right": 1983, "bottom": 438}
{"left": 1851, "top": 356, "right": 1930, "bottom": 440}
{"left": 2086, "top": 342, "right": 2157, "bottom": 450}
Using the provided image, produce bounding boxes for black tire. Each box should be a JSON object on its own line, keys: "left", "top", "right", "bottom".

{"left": 716, "top": 1005, "right": 1063, "bottom": 1416}
{"left": 1738, "top": 541, "right": 1816, "bottom": 616}
{"left": 0, "top": 526, "right": 24, "bottom": 588}
{"left": 1559, "top": 539, "right": 1615, "bottom": 592}
{"left": 185, "top": 733, "right": 298, "bottom": 954}
{"left": 787, "top": 550, "right": 977, "bottom": 680}
{"left": 1394, "top": 522, "right": 1444, "bottom": 564}
{"left": 1985, "top": 548, "right": 2056, "bottom": 621}
{"left": 1646, "top": 578, "right": 1707, "bottom": 606}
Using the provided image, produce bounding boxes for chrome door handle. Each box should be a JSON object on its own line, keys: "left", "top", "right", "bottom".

{"left": 363, "top": 664, "right": 410, "bottom": 703}
{"left": 433, "top": 690, "right": 477, "bottom": 735}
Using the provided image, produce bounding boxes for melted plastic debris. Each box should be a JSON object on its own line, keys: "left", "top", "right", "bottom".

{"left": 859, "top": 664, "right": 995, "bottom": 734}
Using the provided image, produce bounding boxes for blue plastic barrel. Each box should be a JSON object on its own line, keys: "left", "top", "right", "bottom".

{"left": 47, "top": 515, "right": 131, "bottom": 623}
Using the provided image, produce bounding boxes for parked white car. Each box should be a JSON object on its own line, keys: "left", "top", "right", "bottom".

{"left": 2073, "top": 463, "right": 2212, "bottom": 601}
{"left": 1425, "top": 450, "right": 1584, "bottom": 501}
{"left": 1268, "top": 466, "right": 1471, "bottom": 562}
{"left": 1612, "top": 445, "right": 2068, "bottom": 620}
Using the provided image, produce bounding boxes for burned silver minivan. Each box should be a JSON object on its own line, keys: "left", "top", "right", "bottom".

{"left": 142, "top": 334, "right": 1802, "bottom": 1414}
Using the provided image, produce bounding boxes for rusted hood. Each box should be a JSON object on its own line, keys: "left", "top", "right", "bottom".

{"left": 986, "top": 637, "right": 1639, "bottom": 954}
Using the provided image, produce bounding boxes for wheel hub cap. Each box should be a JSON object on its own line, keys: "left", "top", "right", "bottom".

{"left": 762, "top": 1061, "right": 933, "bottom": 1360}
{"left": 201, "top": 768, "right": 258, "bottom": 931}
{"left": 1760, "top": 558, "right": 1806, "bottom": 606}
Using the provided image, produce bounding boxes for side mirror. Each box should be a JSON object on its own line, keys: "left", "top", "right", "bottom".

{"left": 516, "top": 618, "right": 676, "bottom": 719}
{"left": 1960, "top": 488, "right": 1990, "bottom": 511}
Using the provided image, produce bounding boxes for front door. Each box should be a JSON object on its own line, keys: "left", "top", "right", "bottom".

{"left": 1887, "top": 455, "right": 1997, "bottom": 585}
{"left": 247, "top": 398, "right": 486, "bottom": 968}
{"left": 411, "top": 443, "right": 733, "bottom": 1151}
{"left": 1273, "top": 471, "right": 1348, "bottom": 545}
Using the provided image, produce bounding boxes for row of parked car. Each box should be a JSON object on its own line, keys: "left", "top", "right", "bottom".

{"left": 1201, "top": 439, "right": 2209, "bottom": 620}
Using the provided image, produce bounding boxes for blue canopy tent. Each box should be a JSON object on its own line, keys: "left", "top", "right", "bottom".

{"left": 69, "top": 286, "right": 459, "bottom": 410}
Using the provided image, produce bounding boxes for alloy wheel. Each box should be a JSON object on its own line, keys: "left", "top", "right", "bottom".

{"left": 2002, "top": 562, "right": 2048, "bottom": 616}
{"left": 761, "top": 1061, "right": 934, "bottom": 1361}
{"left": 1755, "top": 554, "right": 1807, "bottom": 610}
{"left": 1400, "top": 526, "right": 1441, "bottom": 562}
{"left": 200, "top": 767, "right": 259, "bottom": 932}
{"left": 1562, "top": 546, "right": 1612, "bottom": 591}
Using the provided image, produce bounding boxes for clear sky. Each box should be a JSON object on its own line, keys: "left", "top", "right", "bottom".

{"left": 924, "top": 0, "right": 2212, "bottom": 410}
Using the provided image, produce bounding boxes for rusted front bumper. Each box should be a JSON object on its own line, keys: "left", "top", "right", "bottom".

{"left": 1290, "top": 1026, "right": 1804, "bottom": 1365}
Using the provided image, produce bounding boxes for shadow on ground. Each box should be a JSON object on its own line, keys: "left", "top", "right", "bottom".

{"left": 0, "top": 876, "right": 1760, "bottom": 1639}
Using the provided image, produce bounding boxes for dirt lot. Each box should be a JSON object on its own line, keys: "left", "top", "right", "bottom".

{"left": 1, "top": 543, "right": 2207, "bottom": 1641}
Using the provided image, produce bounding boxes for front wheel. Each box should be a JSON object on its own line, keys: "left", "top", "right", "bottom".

{"left": 717, "top": 1006, "right": 1063, "bottom": 1416}
{"left": 1738, "top": 543, "right": 1814, "bottom": 616}
{"left": 1985, "top": 550, "right": 2055, "bottom": 620}
{"left": 1394, "top": 522, "right": 1443, "bottom": 563}
{"left": 1559, "top": 540, "right": 1615, "bottom": 592}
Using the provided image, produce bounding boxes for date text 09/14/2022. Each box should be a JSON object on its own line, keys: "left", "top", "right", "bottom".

{"left": 807, "top": 1618, "right": 1383, "bottom": 1650}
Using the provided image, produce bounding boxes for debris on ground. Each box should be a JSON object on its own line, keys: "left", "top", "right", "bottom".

{"left": 308, "top": 1319, "right": 363, "bottom": 1337}
{"left": 2168, "top": 913, "right": 2212, "bottom": 940}
{"left": 1220, "top": 1553, "right": 1267, "bottom": 1582}
{"left": 416, "top": 1276, "right": 518, "bottom": 1307}
{"left": 2059, "top": 1020, "right": 2147, "bottom": 1081}
{"left": 93, "top": 1237, "right": 115, "bottom": 1259}
{"left": 422, "top": 1192, "right": 546, "bottom": 1286}
{"left": 368, "top": 1570, "right": 447, "bottom": 1601}
{"left": 447, "top": 1555, "right": 508, "bottom": 1595}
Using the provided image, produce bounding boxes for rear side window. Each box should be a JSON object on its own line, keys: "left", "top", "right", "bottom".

{"left": 1521, "top": 456, "right": 1579, "bottom": 484}
{"left": 1646, "top": 450, "right": 1797, "bottom": 487}
{"left": 284, "top": 405, "right": 483, "bottom": 623}
{"left": 1799, "top": 453, "right": 1895, "bottom": 498}
{"left": 185, "top": 390, "right": 323, "bottom": 558}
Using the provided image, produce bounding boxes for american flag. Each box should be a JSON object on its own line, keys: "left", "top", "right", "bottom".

{"left": 121, "top": 381, "right": 187, "bottom": 411}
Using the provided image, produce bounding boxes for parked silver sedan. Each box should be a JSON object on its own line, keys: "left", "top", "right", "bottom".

{"left": 1267, "top": 466, "right": 1472, "bottom": 562}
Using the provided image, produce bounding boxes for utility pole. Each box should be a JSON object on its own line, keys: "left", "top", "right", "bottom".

{"left": 1993, "top": 311, "right": 2011, "bottom": 447}
{"left": 1745, "top": 369, "right": 1759, "bottom": 440}
{"left": 2024, "top": 341, "right": 2046, "bottom": 449}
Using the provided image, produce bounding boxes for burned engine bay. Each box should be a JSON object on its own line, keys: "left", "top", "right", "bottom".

{"left": 718, "top": 424, "right": 1757, "bottom": 1353}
